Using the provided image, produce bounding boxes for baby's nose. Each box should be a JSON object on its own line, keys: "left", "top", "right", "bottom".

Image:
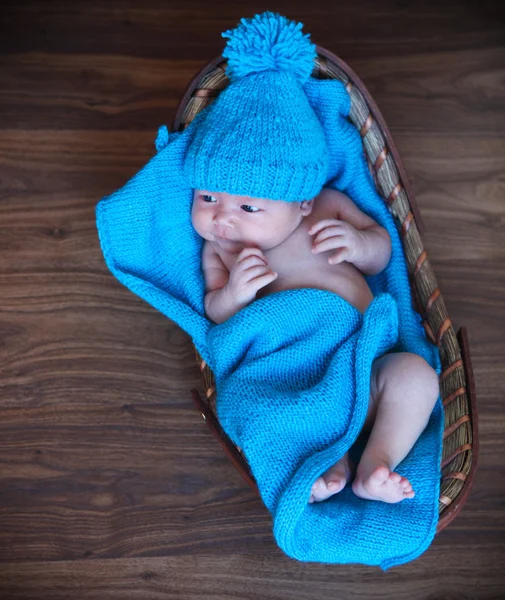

{"left": 213, "top": 207, "right": 235, "bottom": 228}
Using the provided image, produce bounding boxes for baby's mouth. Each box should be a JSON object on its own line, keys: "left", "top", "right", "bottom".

{"left": 215, "top": 234, "right": 240, "bottom": 244}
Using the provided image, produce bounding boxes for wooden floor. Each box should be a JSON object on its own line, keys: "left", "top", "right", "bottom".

{"left": 1, "top": 1, "right": 504, "bottom": 598}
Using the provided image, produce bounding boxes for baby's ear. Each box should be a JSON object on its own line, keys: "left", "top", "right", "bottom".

{"left": 300, "top": 199, "right": 314, "bottom": 216}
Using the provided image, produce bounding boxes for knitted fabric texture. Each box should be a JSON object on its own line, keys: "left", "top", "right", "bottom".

{"left": 208, "top": 289, "right": 438, "bottom": 566}
{"left": 184, "top": 12, "right": 329, "bottom": 201}
{"left": 96, "top": 77, "right": 444, "bottom": 569}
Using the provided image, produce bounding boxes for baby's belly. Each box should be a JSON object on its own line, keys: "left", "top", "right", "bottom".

{"left": 257, "top": 257, "right": 375, "bottom": 314}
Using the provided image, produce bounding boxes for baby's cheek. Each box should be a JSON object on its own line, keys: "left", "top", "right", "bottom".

{"left": 264, "top": 223, "right": 291, "bottom": 245}
{"left": 191, "top": 207, "right": 208, "bottom": 235}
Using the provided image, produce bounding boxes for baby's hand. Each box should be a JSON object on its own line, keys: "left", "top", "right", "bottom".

{"left": 225, "top": 247, "right": 278, "bottom": 305}
{"left": 309, "top": 219, "right": 367, "bottom": 265}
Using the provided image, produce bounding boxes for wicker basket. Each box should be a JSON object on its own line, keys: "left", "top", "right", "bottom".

{"left": 173, "top": 47, "right": 478, "bottom": 533}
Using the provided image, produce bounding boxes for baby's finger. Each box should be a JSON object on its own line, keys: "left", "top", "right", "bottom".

{"left": 248, "top": 270, "right": 278, "bottom": 291}
{"left": 308, "top": 219, "right": 344, "bottom": 236}
{"left": 328, "top": 248, "right": 349, "bottom": 265}
{"left": 312, "top": 225, "right": 344, "bottom": 245}
{"left": 237, "top": 247, "right": 267, "bottom": 263}
{"left": 312, "top": 237, "right": 347, "bottom": 254}
{"left": 241, "top": 265, "right": 274, "bottom": 282}
{"left": 235, "top": 254, "right": 268, "bottom": 271}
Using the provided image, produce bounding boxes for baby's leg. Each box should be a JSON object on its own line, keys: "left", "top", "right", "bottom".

{"left": 352, "top": 352, "right": 439, "bottom": 503}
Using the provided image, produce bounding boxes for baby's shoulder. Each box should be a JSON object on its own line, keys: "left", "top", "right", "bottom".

{"left": 316, "top": 187, "right": 354, "bottom": 208}
{"left": 314, "top": 188, "right": 378, "bottom": 228}
{"left": 309, "top": 187, "right": 354, "bottom": 221}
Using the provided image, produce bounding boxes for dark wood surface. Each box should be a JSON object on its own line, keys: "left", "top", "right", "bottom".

{"left": 1, "top": 1, "right": 504, "bottom": 598}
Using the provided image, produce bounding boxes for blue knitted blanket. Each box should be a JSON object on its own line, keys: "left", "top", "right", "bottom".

{"left": 96, "top": 79, "right": 443, "bottom": 569}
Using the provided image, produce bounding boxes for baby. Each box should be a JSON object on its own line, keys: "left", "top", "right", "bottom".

{"left": 192, "top": 185, "right": 440, "bottom": 505}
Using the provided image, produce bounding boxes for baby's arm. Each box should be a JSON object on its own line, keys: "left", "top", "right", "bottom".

{"left": 202, "top": 242, "right": 277, "bottom": 324}
{"left": 310, "top": 190, "right": 391, "bottom": 276}
{"left": 202, "top": 241, "right": 237, "bottom": 324}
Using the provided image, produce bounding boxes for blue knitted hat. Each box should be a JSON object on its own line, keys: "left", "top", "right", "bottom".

{"left": 183, "top": 12, "right": 329, "bottom": 202}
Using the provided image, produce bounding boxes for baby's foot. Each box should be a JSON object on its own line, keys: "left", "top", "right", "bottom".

{"left": 309, "top": 453, "right": 352, "bottom": 504}
{"left": 352, "top": 464, "right": 415, "bottom": 503}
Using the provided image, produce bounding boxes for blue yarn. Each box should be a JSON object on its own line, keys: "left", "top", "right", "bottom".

{"left": 184, "top": 13, "right": 328, "bottom": 202}
{"left": 222, "top": 12, "right": 315, "bottom": 84}
{"left": 95, "top": 17, "right": 443, "bottom": 569}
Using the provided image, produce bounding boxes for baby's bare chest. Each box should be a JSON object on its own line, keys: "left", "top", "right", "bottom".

{"left": 264, "top": 222, "right": 331, "bottom": 280}
{"left": 259, "top": 224, "right": 373, "bottom": 311}
{"left": 216, "top": 213, "right": 374, "bottom": 314}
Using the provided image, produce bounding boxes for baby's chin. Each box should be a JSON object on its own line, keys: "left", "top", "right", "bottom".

{"left": 213, "top": 237, "right": 246, "bottom": 254}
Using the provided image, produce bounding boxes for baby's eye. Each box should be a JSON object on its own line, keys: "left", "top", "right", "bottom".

{"left": 201, "top": 194, "right": 217, "bottom": 203}
{"left": 241, "top": 205, "right": 260, "bottom": 213}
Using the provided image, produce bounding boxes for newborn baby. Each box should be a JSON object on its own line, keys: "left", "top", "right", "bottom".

{"left": 192, "top": 186, "right": 439, "bottom": 504}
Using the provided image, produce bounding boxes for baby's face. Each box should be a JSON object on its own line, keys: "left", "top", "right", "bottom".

{"left": 191, "top": 189, "right": 313, "bottom": 254}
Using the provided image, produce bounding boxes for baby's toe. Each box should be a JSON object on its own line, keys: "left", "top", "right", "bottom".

{"left": 309, "top": 477, "right": 326, "bottom": 500}
{"left": 370, "top": 465, "right": 390, "bottom": 486}
{"left": 398, "top": 476, "right": 415, "bottom": 497}
{"left": 390, "top": 472, "right": 402, "bottom": 484}
{"left": 326, "top": 478, "right": 345, "bottom": 494}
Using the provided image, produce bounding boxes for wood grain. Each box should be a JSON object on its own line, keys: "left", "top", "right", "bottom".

{"left": 1, "top": 0, "right": 505, "bottom": 598}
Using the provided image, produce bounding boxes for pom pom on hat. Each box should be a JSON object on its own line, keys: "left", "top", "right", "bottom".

{"left": 184, "top": 12, "right": 328, "bottom": 202}
{"left": 222, "top": 12, "right": 316, "bottom": 84}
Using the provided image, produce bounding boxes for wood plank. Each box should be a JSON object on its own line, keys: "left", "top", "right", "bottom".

{"left": 1, "top": 1, "right": 504, "bottom": 59}
{"left": 1, "top": 47, "right": 504, "bottom": 132}
{"left": 2, "top": 550, "right": 505, "bottom": 600}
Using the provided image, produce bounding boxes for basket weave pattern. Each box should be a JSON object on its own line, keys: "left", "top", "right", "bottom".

{"left": 175, "top": 49, "right": 476, "bottom": 530}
